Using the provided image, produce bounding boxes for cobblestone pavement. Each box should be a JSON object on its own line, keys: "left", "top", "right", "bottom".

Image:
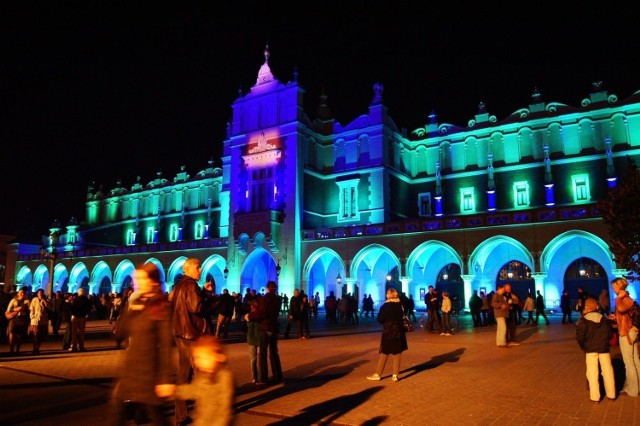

{"left": 1, "top": 314, "right": 638, "bottom": 425}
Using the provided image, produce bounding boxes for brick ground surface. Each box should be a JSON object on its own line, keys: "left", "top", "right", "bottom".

{"left": 1, "top": 313, "right": 638, "bottom": 425}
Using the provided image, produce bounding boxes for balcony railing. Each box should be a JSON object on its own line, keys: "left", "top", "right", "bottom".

{"left": 304, "top": 204, "right": 599, "bottom": 241}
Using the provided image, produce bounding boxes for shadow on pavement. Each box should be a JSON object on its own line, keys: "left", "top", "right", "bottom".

{"left": 400, "top": 347, "right": 466, "bottom": 379}
{"left": 266, "top": 387, "right": 385, "bottom": 426}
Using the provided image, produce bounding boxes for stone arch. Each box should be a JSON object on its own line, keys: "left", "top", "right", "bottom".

{"left": 52, "top": 263, "right": 70, "bottom": 294}
{"left": 540, "top": 230, "right": 616, "bottom": 304}
{"left": 469, "top": 235, "right": 533, "bottom": 292}
{"left": 406, "top": 240, "right": 462, "bottom": 307}
{"left": 166, "top": 256, "right": 188, "bottom": 292}
{"left": 350, "top": 244, "right": 399, "bottom": 306}
{"left": 113, "top": 260, "right": 136, "bottom": 293}
{"left": 143, "top": 258, "right": 166, "bottom": 292}
{"left": 240, "top": 248, "right": 278, "bottom": 295}
{"left": 202, "top": 254, "right": 227, "bottom": 292}
{"left": 16, "top": 266, "right": 33, "bottom": 288}
{"left": 303, "top": 247, "right": 343, "bottom": 304}
{"left": 91, "top": 261, "right": 113, "bottom": 295}
{"left": 69, "top": 263, "right": 90, "bottom": 294}
{"left": 32, "top": 264, "right": 49, "bottom": 291}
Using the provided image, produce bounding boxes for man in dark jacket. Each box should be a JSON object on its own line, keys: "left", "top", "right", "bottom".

{"left": 171, "top": 257, "right": 208, "bottom": 426}
{"left": 469, "top": 290, "right": 483, "bottom": 327}
{"left": 535, "top": 290, "right": 550, "bottom": 326}
{"left": 215, "top": 288, "right": 235, "bottom": 338}
{"left": 249, "top": 280, "right": 283, "bottom": 384}
{"left": 69, "top": 288, "right": 92, "bottom": 352}
{"left": 284, "top": 289, "right": 301, "bottom": 338}
{"left": 424, "top": 286, "right": 439, "bottom": 333}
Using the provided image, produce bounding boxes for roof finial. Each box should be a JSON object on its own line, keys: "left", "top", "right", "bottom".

{"left": 371, "top": 82, "right": 384, "bottom": 105}
{"left": 264, "top": 43, "right": 270, "bottom": 64}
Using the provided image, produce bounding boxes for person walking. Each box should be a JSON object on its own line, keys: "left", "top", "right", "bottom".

{"left": 70, "top": 288, "right": 92, "bottom": 352}
{"left": 367, "top": 288, "right": 408, "bottom": 382}
{"left": 523, "top": 292, "right": 535, "bottom": 326}
{"left": 249, "top": 280, "right": 283, "bottom": 385}
{"left": 610, "top": 278, "right": 640, "bottom": 397}
{"left": 244, "top": 299, "right": 261, "bottom": 384}
{"left": 110, "top": 262, "right": 174, "bottom": 425}
{"left": 560, "top": 289, "right": 573, "bottom": 324}
{"left": 576, "top": 298, "right": 616, "bottom": 403}
{"left": 407, "top": 294, "right": 417, "bottom": 322}
{"left": 6, "top": 288, "right": 30, "bottom": 354}
{"left": 29, "top": 289, "right": 49, "bottom": 355}
{"left": 170, "top": 258, "right": 209, "bottom": 426}
{"left": 492, "top": 285, "right": 509, "bottom": 347}
{"left": 535, "top": 290, "right": 550, "bottom": 326}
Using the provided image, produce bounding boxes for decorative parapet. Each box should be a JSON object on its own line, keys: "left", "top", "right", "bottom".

{"left": 302, "top": 204, "right": 601, "bottom": 241}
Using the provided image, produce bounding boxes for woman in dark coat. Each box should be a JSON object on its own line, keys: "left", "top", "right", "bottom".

{"left": 111, "top": 263, "right": 173, "bottom": 425}
{"left": 366, "top": 288, "right": 408, "bottom": 382}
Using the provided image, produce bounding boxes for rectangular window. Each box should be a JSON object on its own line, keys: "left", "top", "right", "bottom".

{"left": 513, "top": 181, "right": 530, "bottom": 208}
{"left": 336, "top": 178, "right": 360, "bottom": 222}
{"left": 418, "top": 193, "right": 432, "bottom": 217}
{"left": 146, "top": 227, "right": 155, "bottom": 244}
{"left": 194, "top": 221, "right": 204, "bottom": 240}
{"left": 169, "top": 224, "right": 179, "bottom": 242}
{"left": 249, "top": 167, "right": 275, "bottom": 212}
{"left": 460, "top": 187, "right": 475, "bottom": 213}
{"left": 126, "top": 229, "right": 135, "bottom": 246}
{"left": 572, "top": 174, "right": 590, "bottom": 203}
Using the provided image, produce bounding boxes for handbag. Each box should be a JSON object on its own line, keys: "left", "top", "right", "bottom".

{"left": 402, "top": 307, "right": 414, "bottom": 332}
{"left": 610, "top": 330, "right": 619, "bottom": 347}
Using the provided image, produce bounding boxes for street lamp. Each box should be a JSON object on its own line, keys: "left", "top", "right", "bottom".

{"left": 40, "top": 230, "right": 59, "bottom": 297}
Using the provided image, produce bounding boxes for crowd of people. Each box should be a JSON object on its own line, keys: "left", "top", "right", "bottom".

{"left": 1, "top": 286, "right": 98, "bottom": 355}
{"left": 3, "top": 270, "right": 640, "bottom": 416}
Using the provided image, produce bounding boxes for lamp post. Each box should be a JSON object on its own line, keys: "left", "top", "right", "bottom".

{"left": 40, "top": 231, "right": 59, "bottom": 297}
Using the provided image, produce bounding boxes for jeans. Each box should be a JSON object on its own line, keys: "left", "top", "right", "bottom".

{"left": 425, "top": 309, "right": 438, "bottom": 332}
{"left": 249, "top": 345, "right": 258, "bottom": 382}
{"left": 175, "top": 338, "right": 195, "bottom": 422}
{"left": 441, "top": 312, "right": 452, "bottom": 334}
{"left": 70, "top": 316, "right": 86, "bottom": 350}
{"left": 259, "top": 330, "right": 282, "bottom": 383}
{"left": 585, "top": 352, "right": 615, "bottom": 401}
{"left": 620, "top": 327, "right": 640, "bottom": 397}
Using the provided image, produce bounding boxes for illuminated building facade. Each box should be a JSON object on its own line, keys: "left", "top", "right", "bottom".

{"left": 10, "top": 48, "right": 640, "bottom": 309}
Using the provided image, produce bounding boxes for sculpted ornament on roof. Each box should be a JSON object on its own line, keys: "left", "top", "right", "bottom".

{"left": 248, "top": 132, "right": 277, "bottom": 153}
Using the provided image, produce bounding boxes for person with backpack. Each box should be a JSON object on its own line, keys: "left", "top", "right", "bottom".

{"left": 610, "top": 278, "right": 640, "bottom": 397}
{"left": 576, "top": 298, "right": 616, "bottom": 402}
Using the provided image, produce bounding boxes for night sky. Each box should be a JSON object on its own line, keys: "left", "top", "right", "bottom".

{"left": 2, "top": 2, "right": 639, "bottom": 242}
